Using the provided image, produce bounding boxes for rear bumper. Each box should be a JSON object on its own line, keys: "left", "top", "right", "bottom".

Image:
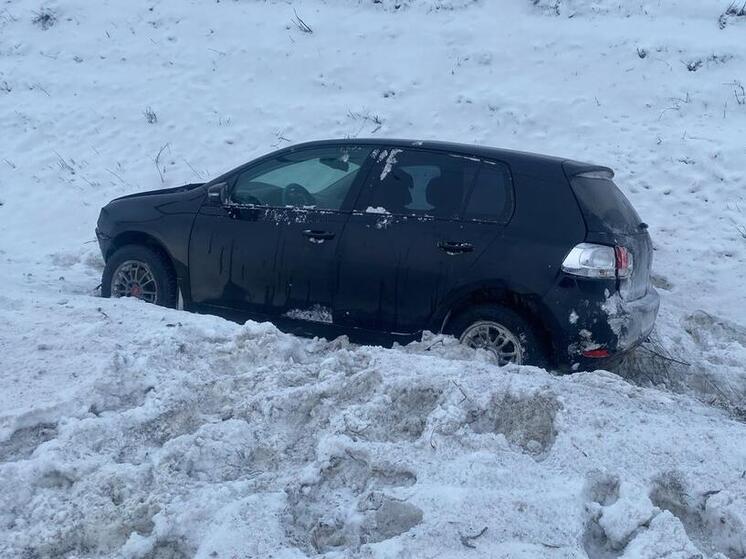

{"left": 572, "top": 288, "right": 659, "bottom": 371}
{"left": 613, "top": 288, "right": 659, "bottom": 351}
{"left": 544, "top": 280, "right": 660, "bottom": 372}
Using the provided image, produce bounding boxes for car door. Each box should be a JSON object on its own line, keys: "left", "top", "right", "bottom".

{"left": 334, "top": 147, "right": 485, "bottom": 334}
{"left": 188, "top": 144, "right": 372, "bottom": 320}
{"left": 436, "top": 158, "right": 517, "bottom": 307}
{"left": 271, "top": 145, "right": 373, "bottom": 323}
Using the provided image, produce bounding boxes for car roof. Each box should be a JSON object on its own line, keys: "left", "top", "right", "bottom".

{"left": 286, "top": 138, "right": 607, "bottom": 174}
{"left": 209, "top": 138, "right": 612, "bottom": 186}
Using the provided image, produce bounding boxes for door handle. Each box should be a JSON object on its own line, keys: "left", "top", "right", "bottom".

{"left": 437, "top": 241, "right": 474, "bottom": 254}
{"left": 302, "top": 229, "right": 335, "bottom": 243}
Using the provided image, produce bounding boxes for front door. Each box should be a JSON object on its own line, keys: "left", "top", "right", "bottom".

{"left": 188, "top": 144, "right": 373, "bottom": 320}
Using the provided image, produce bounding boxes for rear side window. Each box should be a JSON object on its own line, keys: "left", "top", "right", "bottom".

{"left": 364, "top": 149, "right": 478, "bottom": 218}
{"left": 463, "top": 160, "right": 514, "bottom": 223}
{"left": 570, "top": 176, "right": 642, "bottom": 234}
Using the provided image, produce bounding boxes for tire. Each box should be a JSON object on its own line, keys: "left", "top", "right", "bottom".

{"left": 101, "top": 245, "right": 177, "bottom": 308}
{"left": 446, "top": 304, "right": 548, "bottom": 367}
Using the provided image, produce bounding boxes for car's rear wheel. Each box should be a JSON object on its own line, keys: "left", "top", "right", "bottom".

{"left": 101, "top": 245, "right": 177, "bottom": 308}
{"left": 447, "top": 305, "right": 548, "bottom": 367}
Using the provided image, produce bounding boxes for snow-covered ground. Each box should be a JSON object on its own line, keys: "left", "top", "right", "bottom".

{"left": 1, "top": 0, "right": 745, "bottom": 557}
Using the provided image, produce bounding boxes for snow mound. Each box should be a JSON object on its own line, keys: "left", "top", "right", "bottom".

{"left": 2, "top": 292, "right": 746, "bottom": 558}
{"left": 617, "top": 310, "right": 746, "bottom": 421}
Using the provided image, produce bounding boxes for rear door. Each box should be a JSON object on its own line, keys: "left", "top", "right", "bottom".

{"left": 439, "top": 158, "right": 516, "bottom": 299}
{"left": 188, "top": 145, "right": 372, "bottom": 319}
{"left": 335, "top": 147, "right": 492, "bottom": 334}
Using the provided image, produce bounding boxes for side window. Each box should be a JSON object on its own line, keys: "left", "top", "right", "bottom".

{"left": 365, "top": 149, "right": 477, "bottom": 217}
{"left": 463, "top": 160, "right": 514, "bottom": 223}
{"left": 231, "top": 145, "right": 371, "bottom": 210}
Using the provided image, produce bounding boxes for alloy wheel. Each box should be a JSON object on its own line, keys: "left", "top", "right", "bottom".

{"left": 110, "top": 260, "right": 159, "bottom": 303}
{"left": 459, "top": 320, "right": 524, "bottom": 366}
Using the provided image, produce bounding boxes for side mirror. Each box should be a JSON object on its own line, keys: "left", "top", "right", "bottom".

{"left": 206, "top": 182, "right": 228, "bottom": 206}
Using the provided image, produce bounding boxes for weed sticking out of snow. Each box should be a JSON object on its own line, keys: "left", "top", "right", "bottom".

{"left": 143, "top": 106, "right": 158, "bottom": 124}
{"left": 719, "top": 2, "right": 746, "bottom": 29}
{"left": 617, "top": 322, "right": 746, "bottom": 423}
{"left": 31, "top": 8, "right": 56, "bottom": 30}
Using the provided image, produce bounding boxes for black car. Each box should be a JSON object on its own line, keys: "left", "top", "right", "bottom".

{"left": 96, "top": 139, "right": 659, "bottom": 371}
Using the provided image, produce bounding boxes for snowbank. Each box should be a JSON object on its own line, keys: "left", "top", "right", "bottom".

{"left": 1, "top": 292, "right": 745, "bottom": 558}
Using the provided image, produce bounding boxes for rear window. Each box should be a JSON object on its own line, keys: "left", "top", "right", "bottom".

{"left": 570, "top": 176, "right": 642, "bottom": 234}
{"left": 463, "top": 160, "right": 513, "bottom": 223}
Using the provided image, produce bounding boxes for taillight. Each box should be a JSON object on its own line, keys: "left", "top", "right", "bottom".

{"left": 582, "top": 348, "right": 611, "bottom": 358}
{"left": 614, "top": 246, "right": 633, "bottom": 279}
{"left": 561, "top": 243, "right": 633, "bottom": 280}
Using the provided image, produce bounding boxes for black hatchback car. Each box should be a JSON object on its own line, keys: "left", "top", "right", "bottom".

{"left": 96, "top": 139, "right": 659, "bottom": 371}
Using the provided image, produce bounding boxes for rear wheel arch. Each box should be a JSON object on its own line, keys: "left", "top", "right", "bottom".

{"left": 437, "top": 286, "right": 556, "bottom": 365}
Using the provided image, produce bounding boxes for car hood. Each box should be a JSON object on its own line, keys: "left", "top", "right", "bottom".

{"left": 111, "top": 183, "right": 204, "bottom": 203}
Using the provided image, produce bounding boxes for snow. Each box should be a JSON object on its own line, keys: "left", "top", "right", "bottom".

{"left": 284, "top": 305, "right": 334, "bottom": 324}
{"left": 1, "top": 0, "right": 746, "bottom": 557}
{"left": 595, "top": 481, "right": 656, "bottom": 548}
{"left": 379, "top": 149, "right": 402, "bottom": 180}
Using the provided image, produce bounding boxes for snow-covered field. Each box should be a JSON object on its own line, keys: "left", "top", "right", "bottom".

{"left": 1, "top": 0, "right": 745, "bottom": 557}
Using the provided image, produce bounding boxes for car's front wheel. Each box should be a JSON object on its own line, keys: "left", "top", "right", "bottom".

{"left": 447, "top": 305, "right": 548, "bottom": 367}
{"left": 101, "top": 245, "right": 177, "bottom": 308}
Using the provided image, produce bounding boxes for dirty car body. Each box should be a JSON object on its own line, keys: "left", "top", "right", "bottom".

{"left": 96, "top": 139, "right": 659, "bottom": 371}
